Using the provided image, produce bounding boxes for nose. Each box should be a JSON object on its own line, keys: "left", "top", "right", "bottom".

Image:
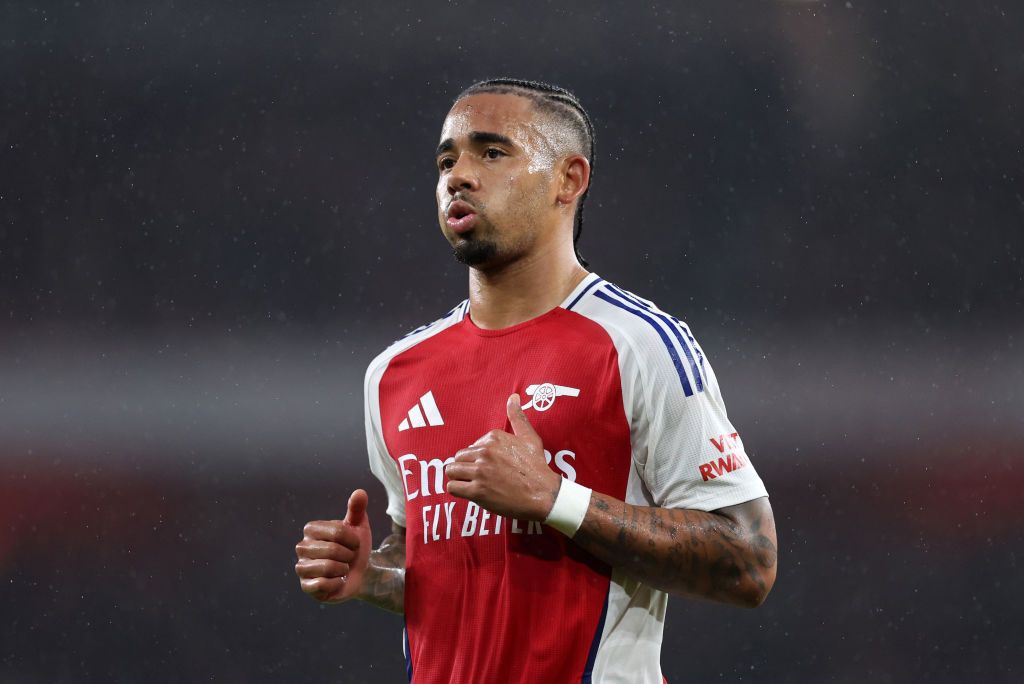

{"left": 446, "top": 154, "right": 479, "bottom": 195}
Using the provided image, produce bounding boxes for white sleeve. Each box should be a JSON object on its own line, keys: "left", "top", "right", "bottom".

{"left": 629, "top": 327, "right": 768, "bottom": 512}
{"left": 364, "top": 356, "right": 407, "bottom": 528}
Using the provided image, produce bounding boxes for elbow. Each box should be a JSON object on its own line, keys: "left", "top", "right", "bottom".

{"left": 738, "top": 583, "right": 770, "bottom": 609}
{"left": 736, "top": 567, "right": 776, "bottom": 609}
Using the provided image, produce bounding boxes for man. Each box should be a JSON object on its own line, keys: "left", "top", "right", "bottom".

{"left": 295, "top": 78, "right": 777, "bottom": 683}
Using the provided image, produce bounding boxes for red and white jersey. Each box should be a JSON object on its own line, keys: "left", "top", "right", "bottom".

{"left": 364, "top": 273, "right": 768, "bottom": 683}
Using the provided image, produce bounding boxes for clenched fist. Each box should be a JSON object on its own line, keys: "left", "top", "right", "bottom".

{"left": 294, "top": 489, "right": 372, "bottom": 604}
{"left": 445, "top": 393, "right": 562, "bottom": 520}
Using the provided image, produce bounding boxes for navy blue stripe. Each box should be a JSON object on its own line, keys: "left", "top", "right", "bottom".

{"left": 606, "top": 283, "right": 651, "bottom": 310}
{"left": 604, "top": 286, "right": 704, "bottom": 382}
{"left": 404, "top": 625, "right": 413, "bottom": 682}
{"left": 671, "top": 314, "right": 706, "bottom": 375}
{"left": 594, "top": 290, "right": 694, "bottom": 396}
{"left": 660, "top": 313, "right": 704, "bottom": 392}
{"left": 565, "top": 276, "right": 604, "bottom": 311}
{"left": 603, "top": 286, "right": 704, "bottom": 393}
{"left": 581, "top": 590, "right": 610, "bottom": 683}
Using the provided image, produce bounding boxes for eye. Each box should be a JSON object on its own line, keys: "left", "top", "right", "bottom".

{"left": 437, "top": 157, "right": 455, "bottom": 172}
{"left": 484, "top": 147, "right": 506, "bottom": 160}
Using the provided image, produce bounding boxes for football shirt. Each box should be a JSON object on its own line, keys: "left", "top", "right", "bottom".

{"left": 365, "top": 273, "right": 768, "bottom": 683}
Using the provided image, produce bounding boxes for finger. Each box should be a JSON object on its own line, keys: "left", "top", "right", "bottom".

{"left": 345, "top": 489, "right": 369, "bottom": 526}
{"left": 300, "top": 576, "right": 344, "bottom": 599}
{"left": 446, "top": 480, "right": 476, "bottom": 500}
{"left": 444, "top": 462, "right": 477, "bottom": 482}
{"left": 471, "top": 429, "right": 505, "bottom": 447}
{"left": 296, "top": 537, "right": 359, "bottom": 562}
{"left": 453, "top": 447, "right": 482, "bottom": 463}
{"left": 295, "top": 558, "right": 351, "bottom": 580}
{"left": 302, "top": 521, "right": 362, "bottom": 548}
{"left": 506, "top": 393, "right": 539, "bottom": 439}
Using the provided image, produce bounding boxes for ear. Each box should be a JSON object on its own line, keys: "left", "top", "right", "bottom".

{"left": 556, "top": 154, "right": 591, "bottom": 208}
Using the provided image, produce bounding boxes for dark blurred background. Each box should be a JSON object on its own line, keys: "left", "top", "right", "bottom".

{"left": 2, "top": 1, "right": 1022, "bottom": 681}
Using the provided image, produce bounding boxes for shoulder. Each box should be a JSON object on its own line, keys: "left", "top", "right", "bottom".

{"left": 566, "top": 276, "right": 708, "bottom": 398}
{"left": 364, "top": 300, "right": 470, "bottom": 385}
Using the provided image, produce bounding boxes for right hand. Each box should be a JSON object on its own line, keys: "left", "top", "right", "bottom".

{"left": 295, "top": 489, "right": 372, "bottom": 604}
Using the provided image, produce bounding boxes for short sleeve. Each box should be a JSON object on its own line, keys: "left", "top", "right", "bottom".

{"left": 364, "top": 357, "right": 407, "bottom": 528}
{"left": 630, "top": 329, "right": 768, "bottom": 512}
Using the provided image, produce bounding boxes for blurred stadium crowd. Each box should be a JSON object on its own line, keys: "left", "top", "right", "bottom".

{"left": 2, "top": 1, "right": 1021, "bottom": 681}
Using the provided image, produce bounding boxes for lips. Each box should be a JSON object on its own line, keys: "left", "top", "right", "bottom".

{"left": 446, "top": 200, "right": 479, "bottom": 234}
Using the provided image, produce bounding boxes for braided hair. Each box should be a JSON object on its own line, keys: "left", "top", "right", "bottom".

{"left": 455, "top": 78, "right": 596, "bottom": 268}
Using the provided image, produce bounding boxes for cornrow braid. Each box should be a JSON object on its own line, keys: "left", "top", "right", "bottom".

{"left": 455, "top": 78, "right": 596, "bottom": 268}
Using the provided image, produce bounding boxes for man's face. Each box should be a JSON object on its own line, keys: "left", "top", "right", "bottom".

{"left": 435, "top": 93, "right": 563, "bottom": 269}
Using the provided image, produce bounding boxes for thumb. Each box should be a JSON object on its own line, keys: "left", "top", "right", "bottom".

{"left": 506, "top": 393, "right": 538, "bottom": 439}
{"left": 344, "top": 489, "right": 368, "bottom": 526}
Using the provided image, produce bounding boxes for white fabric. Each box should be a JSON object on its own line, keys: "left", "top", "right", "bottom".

{"left": 571, "top": 279, "right": 768, "bottom": 512}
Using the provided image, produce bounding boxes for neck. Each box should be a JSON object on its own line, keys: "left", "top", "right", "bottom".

{"left": 467, "top": 232, "right": 588, "bottom": 330}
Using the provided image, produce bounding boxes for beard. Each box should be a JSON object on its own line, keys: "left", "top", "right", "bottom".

{"left": 443, "top": 201, "right": 532, "bottom": 269}
{"left": 447, "top": 209, "right": 502, "bottom": 267}
{"left": 451, "top": 235, "right": 499, "bottom": 266}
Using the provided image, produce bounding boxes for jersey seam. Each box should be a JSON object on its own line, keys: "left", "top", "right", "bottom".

{"left": 677, "top": 483, "right": 770, "bottom": 511}
{"left": 574, "top": 291, "right": 655, "bottom": 477}
{"left": 366, "top": 305, "right": 467, "bottom": 529}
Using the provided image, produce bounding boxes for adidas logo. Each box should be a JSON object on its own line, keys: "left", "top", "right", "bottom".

{"left": 398, "top": 391, "right": 445, "bottom": 432}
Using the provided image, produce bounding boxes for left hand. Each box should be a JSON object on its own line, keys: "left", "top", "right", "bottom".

{"left": 445, "top": 393, "right": 562, "bottom": 520}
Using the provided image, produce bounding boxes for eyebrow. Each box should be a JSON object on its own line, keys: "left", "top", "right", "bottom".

{"left": 435, "top": 131, "right": 515, "bottom": 157}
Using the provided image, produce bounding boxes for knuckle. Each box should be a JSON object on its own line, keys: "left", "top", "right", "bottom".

{"left": 336, "top": 529, "right": 357, "bottom": 548}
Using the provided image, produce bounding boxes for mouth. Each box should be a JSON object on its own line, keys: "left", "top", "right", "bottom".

{"left": 446, "top": 200, "right": 479, "bottom": 234}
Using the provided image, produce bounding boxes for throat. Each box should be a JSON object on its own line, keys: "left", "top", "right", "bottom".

{"left": 467, "top": 259, "right": 589, "bottom": 330}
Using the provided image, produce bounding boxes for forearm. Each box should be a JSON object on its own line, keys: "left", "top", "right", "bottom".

{"left": 357, "top": 528, "right": 406, "bottom": 614}
{"left": 570, "top": 493, "right": 777, "bottom": 607}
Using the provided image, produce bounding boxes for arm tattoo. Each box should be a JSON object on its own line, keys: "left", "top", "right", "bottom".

{"left": 358, "top": 522, "right": 406, "bottom": 614}
{"left": 571, "top": 494, "right": 777, "bottom": 607}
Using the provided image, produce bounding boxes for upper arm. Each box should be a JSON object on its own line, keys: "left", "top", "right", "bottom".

{"left": 624, "top": 316, "right": 768, "bottom": 512}
{"left": 714, "top": 496, "right": 775, "bottom": 542}
{"left": 364, "top": 358, "right": 408, "bottom": 528}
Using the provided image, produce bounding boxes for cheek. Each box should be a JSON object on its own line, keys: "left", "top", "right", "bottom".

{"left": 436, "top": 181, "right": 448, "bottom": 211}
{"left": 509, "top": 170, "right": 549, "bottom": 207}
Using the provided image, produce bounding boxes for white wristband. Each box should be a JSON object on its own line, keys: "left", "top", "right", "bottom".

{"left": 543, "top": 479, "right": 592, "bottom": 538}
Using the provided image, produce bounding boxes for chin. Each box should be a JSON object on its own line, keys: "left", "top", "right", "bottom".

{"left": 452, "top": 237, "right": 500, "bottom": 267}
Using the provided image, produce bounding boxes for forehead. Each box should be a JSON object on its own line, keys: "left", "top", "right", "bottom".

{"left": 439, "top": 92, "right": 541, "bottom": 142}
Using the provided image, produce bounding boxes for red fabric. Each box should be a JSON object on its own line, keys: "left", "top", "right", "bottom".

{"left": 379, "top": 308, "right": 632, "bottom": 683}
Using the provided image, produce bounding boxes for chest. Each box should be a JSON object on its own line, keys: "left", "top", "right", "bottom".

{"left": 378, "top": 318, "right": 632, "bottom": 499}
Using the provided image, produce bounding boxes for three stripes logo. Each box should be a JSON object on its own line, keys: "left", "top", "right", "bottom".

{"left": 398, "top": 391, "right": 445, "bottom": 432}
